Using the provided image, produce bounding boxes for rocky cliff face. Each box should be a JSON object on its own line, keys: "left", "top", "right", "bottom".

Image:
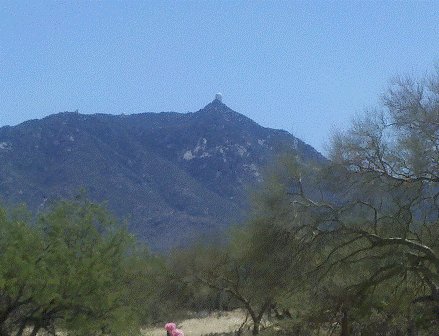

{"left": 0, "top": 99, "right": 325, "bottom": 250}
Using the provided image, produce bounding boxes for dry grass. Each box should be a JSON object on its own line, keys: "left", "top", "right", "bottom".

{"left": 141, "top": 310, "right": 247, "bottom": 336}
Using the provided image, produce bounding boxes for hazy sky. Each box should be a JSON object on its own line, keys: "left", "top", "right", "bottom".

{"left": 1, "top": 1, "right": 439, "bottom": 154}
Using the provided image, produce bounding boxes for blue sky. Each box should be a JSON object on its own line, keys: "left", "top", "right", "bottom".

{"left": 1, "top": 1, "right": 438, "bottom": 154}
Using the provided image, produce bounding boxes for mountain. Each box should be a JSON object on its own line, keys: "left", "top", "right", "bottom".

{"left": 0, "top": 98, "right": 325, "bottom": 250}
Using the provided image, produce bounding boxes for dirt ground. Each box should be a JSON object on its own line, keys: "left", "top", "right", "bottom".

{"left": 142, "top": 310, "right": 247, "bottom": 336}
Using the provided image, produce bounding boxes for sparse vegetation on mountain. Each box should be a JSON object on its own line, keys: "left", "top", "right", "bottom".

{"left": 0, "top": 100, "right": 324, "bottom": 251}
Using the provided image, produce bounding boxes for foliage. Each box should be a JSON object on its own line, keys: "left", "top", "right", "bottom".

{"left": 191, "top": 69, "right": 439, "bottom": 335}
{"left": 0, "top": 198, "right": 165, "bottom": 336}
{"left": 169, "top": 155, "right": 317, "bottom": 335}
{"left": 274, "top": 70, "right": 439, "bottom": 334}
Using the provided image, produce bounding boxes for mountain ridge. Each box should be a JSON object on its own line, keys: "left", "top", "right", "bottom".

{"left": 0, "top": 100, "right": 325, "bottom": 250}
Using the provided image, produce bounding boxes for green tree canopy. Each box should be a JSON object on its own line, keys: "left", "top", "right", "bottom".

{"left": 0, "top": 198, "right": 162, "bottom": 336}
{"left": 281, "top": 70, "right": 439, "bottom": 334}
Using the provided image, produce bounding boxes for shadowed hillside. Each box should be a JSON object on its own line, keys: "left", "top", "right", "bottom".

{"left": 0, "top": 98, "right": 324, "bottom": 250}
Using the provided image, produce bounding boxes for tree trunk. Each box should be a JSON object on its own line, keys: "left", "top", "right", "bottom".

{"left": 252, "top": 320, "right": 260, "bottom": 335}
{"left": 249, "top": 301, "right": 271, "bottom": 335}
{"left": 247, "top": 311, "right": 261, "bottom": 335}
{"left": 15, "top": 320, "right": 28, "bottom": 336}
{"left": 340, "top": 309, "right": 349, "bottom": 336}
{"left": 406, "top": 304, "right": 418, "bottom": 336}
{"left": 407, "top": 319, "right": 417, "bottom": 336}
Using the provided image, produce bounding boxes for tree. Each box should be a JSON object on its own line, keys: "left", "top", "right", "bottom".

{"left": 173, "top": 243, "right": 274, "bottom": 335}
{"left": 0, "top": 198, "right": 152, "bottom": 336}
{"left": 172, "top": 156, "right": 314, "bottom": 335}
{"left": 0, "top": 206, "right": 44, "bottom": 336}
{"left": 34, "top": 199, "right": 137, "bottom": 336}
{"left": 285, "top": 70, "right": 439, "bottom": 333}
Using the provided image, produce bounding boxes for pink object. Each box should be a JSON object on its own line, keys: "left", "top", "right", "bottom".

{"left": 165, "top": 323, "right": 176, "bottom": 332}
{"left": 172, "top": 329, "right": 184, "bottom": 336}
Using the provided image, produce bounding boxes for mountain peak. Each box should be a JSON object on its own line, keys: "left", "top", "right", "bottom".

{"left": 0, "top": 99, "right": 326, "bottom": 250}
{"left": 200, "top": 95, "right": 233, "bottom": 113}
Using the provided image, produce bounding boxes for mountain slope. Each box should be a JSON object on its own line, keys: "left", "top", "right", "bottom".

{"left": 0, "top": 99, "right": 325, "bottom": 250}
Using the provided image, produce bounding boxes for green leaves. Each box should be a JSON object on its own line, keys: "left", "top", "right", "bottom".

{"left": 0, "top": 199, "right": 156, "bottom": 336}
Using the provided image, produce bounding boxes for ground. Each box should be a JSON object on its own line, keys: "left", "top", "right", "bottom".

{"left": 142, "top": 310, "right": 247, "bottom": 336}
